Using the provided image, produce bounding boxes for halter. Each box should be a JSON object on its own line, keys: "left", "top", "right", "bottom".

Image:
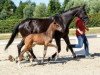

{"left": 73, "top": 9, "right": 88, "bottom": 23}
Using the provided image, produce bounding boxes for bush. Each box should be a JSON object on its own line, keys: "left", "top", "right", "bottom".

{"left": 88, "top": 13, "right": 100, "bottom": 27}
{"left": 0, "top": 19, "right": 21, "bottom": 33}
{"left": 69, "top": 13, "right": 100, "bottom": 28}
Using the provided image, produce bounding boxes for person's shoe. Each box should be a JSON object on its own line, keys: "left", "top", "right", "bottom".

{"left": 85, "top": 55, "right": 94, "bottom": 59}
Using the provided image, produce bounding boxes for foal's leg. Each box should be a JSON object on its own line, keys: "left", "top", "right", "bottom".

{"left": 63, "top": 35, "right": 76, "bottom": 58}
{"left": 42, "top": 46, "right": 47, "bottom": 63}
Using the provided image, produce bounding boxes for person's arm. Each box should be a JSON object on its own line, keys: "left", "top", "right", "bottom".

{"left": 76, "top": 28, "right": 83, "bottom": 34}
{"left": 76, "top": 19, "right": 84, "bottom": 34}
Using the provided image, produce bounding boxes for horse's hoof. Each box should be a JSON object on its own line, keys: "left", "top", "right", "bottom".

{"left": 47, "top": 61, "right": 50, "bottom": 65}
{"left": 73, "top": 55, "right": 77, "bottom": 59}
{"left": 48, "top": 57, "right": 51, "bottom": 61}
{"left": 66, "top": 47, "right": 69, "bottom": 52}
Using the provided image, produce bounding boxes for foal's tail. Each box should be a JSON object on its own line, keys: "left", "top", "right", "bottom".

{"left": 5, "top": 24, "right": 19, "bottom": 50}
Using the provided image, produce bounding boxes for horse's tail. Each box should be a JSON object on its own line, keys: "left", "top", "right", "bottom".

{"left": 5, "top": 24, "right": 19, "bottom": 50}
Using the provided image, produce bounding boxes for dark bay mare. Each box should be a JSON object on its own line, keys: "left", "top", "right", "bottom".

{"left": 5, "top": 5, "right": 89, "bottom": 61}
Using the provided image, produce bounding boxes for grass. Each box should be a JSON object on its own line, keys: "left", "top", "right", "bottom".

{"left": 0, "top": 27, "right": 100, "bottom": 40}
{"left": 0, "top": 33, "right": 21, "bottom": 40}
{"left": 69, "top": 27, "right": 100, "bottom": 35}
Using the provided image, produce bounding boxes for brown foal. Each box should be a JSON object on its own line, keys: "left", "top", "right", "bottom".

{"left": 18, "top": 20, "right": 63, "bottom": 66}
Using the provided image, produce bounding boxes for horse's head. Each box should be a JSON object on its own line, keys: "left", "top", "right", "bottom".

{"left": 51, "top": 19, "right": 63, "bottom": 33}
{"left": 75, "top": 5, "right": 89, "bottom": 24}
{"left": 53, "top": 14, "right": 65, "bottom": 32}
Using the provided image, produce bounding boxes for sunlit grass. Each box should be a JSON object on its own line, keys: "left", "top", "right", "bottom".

{"left": 69, "top": 27, "right": 100, "bottom": 35}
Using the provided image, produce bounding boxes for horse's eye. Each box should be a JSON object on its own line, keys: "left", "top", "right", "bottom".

{"left": 54, "top": 22, "right": 56, "bottom": 24}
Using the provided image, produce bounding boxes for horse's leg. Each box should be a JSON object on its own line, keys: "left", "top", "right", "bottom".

{"left": 48, "top": 43, "right": 58, "bottom": 60}
{"left": 29, "top": 48, "right": 36, "bottom": 59}
{"left": 17, "top": 39, "right": 37, "bottom": 60}
{"left": 18, "top": 46, "right": 26, "bottom": 68}
{"left": 48, "top": 37, "right": 61, "bottom": 61}
{"left": 17, "top": 39, "right": 24, "bottom": 56}
{"left": 63, "top": 35, "right": 76, "bottom": 58}
{"left": 42, "top": 46, "right": 47, "bottom": 63}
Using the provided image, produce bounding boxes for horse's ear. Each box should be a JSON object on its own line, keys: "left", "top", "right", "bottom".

{"left": 83, "top": 4, "right": 86, "bottom": 8}
{"left": 53, "top": 20, "right": 56, "bottom": 24}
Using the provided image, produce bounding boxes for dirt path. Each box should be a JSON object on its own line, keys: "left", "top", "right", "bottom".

{"left": 0, "top": 37, "right": 100, "bottom": 75}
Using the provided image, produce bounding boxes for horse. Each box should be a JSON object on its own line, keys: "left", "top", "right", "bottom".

{"left": 18, "top": 20, "right": 63, "bottom": 67}
{"left": 5, "top": 14, "right": 64, "bottom": 57}
{"left": 5, "top": 5, "right": 89, "bottom": 61}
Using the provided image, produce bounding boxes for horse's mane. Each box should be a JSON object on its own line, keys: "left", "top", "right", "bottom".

{"left": 59, "top": 6, "right": 81, "bottom": 14}
{"left": 20, "top": 17, "right": 52, "bottom": 24}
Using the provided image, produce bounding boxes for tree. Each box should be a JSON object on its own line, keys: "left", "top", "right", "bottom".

{"left": 33, "top": 3, "right": 47, "bottom": 18}
{"left": 0, "top": 0, "right": 6, "bottom": 12}
{"left": 87, "top": 0, "right": 100, "bottom": 14}
{"left": 62, "top": 0, "right": 69, "bottom": 10}
{"left": 47, "top": 0, "right": 61, "bottom": 16}
{"left": 23, "top": 2, "right": 36, "bottom": 19}
{"left": 3, "top": 0, "right": 16, "bottom": 12}
{"left": 14, "top": 1, "right": 28, "bottom": 19}
{"left": 0, "top": 9, "right": 7, "bottom": 20}
{"left": 65, "top": 0, "right": 85, "bottom": 10}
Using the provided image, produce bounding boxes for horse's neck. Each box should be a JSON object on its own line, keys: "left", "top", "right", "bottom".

{"left": 61, "top": 9, "right": 78, "bottom": 27}
{"left": 45, "top": 25, "right": 55, "bottom": 39}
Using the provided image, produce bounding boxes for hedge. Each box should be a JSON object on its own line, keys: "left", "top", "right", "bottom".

{"left": 0, "top": 13, "right": 100, "bottom": 33}
{"left": 0, "top": 19, "right": 21, "bottom": 33}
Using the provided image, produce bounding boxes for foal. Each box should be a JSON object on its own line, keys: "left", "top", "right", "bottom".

{"left": 18, "top": 20, "right": 63, "bottom": 66}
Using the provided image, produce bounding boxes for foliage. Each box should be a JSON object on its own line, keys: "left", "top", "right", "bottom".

{"left": 23, "top": 2, "right": 36, "bottom": 19}
{"left": 69, "top": 13, "right": 100, "bottom": 28}
{"left": 0, "top": 0, "right": 16, "bottom": 19}
{"left": 0, "top": 19, "right": 21, "bottom": 33}
{"left": 47, "top": 0, "right": 61, "bottom": 16}
{"left": 62, "top": 0, "right": 69, "bottom": 11}
{"left": 86, "top": 0, "right": 100, "bottom": 14}
{"left": 3, "top": 0, "right": 16, "bottom": 12}
{"left": 14, "top": 1, "right": 28, "bottom": 19}
{"left": 33, "top": 3, "right": 47, "bottom": 18}
{"left": 0, "top": 0, "right": 100, "bottom": 33}
{"left": 65, "top": 0, "right": 85, "bottom": 10}
{"left": 0, "top": 0, "right": 6, "bottom": 11}
{"left": 0, "top": 9, "right": 8, "bottom": 20}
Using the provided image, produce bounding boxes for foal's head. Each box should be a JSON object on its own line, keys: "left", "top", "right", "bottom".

{"left": 50, "top": 20, "right": 63, "bottom": 32}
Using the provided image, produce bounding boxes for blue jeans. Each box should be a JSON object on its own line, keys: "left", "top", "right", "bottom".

{"left": 71, "top": 34, "right": 89, "bottom": 56}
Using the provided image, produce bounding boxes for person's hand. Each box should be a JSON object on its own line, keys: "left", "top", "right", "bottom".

{"left": 77, "top": 29, "right": 83, "bottom": 34}
{"left": 80, "top": 31, "right": 83, "bottom": 34}
{"left": 86, "top": 28, "right": 89, "bottom": 31}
